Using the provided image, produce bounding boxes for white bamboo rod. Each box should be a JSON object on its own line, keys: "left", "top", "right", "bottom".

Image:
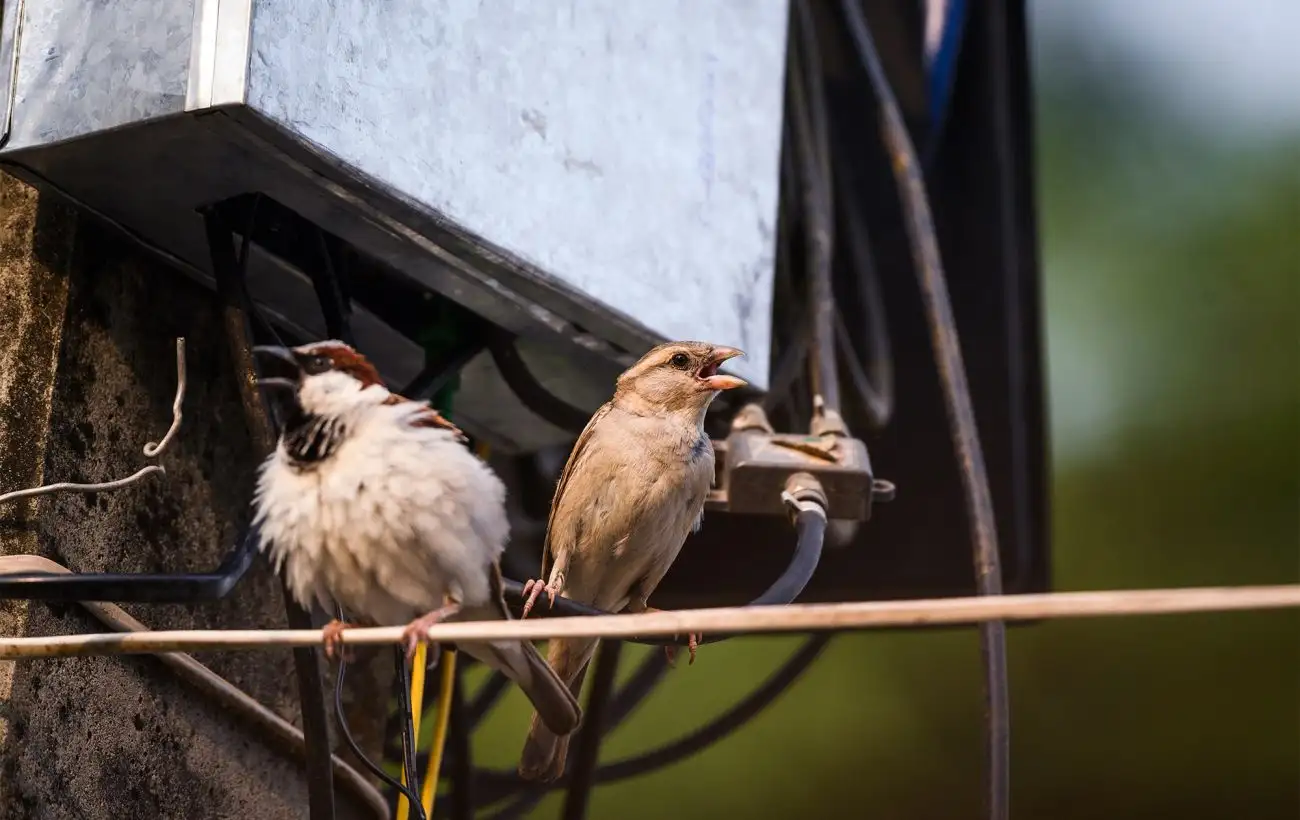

{"left": 0, "top": 584, "right": 1297, "bottom": 660}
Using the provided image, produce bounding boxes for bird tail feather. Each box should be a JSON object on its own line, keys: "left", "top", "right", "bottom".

{"left": 462, "top": 638, "right": 581, "bottom": 737}
{"left": 518, "top": 636, "right": 598, "bottom": 782}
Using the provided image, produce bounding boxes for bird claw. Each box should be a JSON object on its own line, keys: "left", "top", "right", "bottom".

{"left": 662, "top": 632, "right": 701, "bottom": 667}
{"left": 401, "top": 603, "right": 461, "bottom": 660}
{"left": 520, "top": 579, "right": 559, "bottom": 619}
{"left": 322, "top": 619, "right": 355, "bottom": 662}
{"left": 640, "top": 606, "right": 699, "bottom": 666}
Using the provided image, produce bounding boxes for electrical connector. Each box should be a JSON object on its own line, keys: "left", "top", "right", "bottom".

{"left": 713, "top": 404, "right": 894, "bottom": 521}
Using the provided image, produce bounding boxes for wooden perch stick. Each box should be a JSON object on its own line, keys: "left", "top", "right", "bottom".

{"left": 0, "top": 584, "right": 1297, "bottom": 659}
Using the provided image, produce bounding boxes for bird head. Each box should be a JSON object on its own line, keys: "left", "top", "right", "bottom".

{"left": 613, "top": 341, "right": 746, "bottom": 418}
{"left": 253, "top": 340, "right": 390, "bottom": 419}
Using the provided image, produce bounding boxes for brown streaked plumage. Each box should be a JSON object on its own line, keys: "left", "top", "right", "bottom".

{"left": 517, "top": 341, "right": 745, "bottom": 782}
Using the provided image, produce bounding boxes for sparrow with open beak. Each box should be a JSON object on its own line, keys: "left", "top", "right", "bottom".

{"left": 249, "top": 340, "right": 580, "bottom": 738}
{"left": 517, "top": 341, "right": 745, "bottom": 782}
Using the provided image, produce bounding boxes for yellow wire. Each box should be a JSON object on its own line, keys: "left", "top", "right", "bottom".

{"left": 397, "top": 441, "right": 476, "bottom": 817}
{"left": 420, "top": 648, "right": 458, "bottom": 816}
{"left": 396, "top": 641, "right": 427, "bottom": 820}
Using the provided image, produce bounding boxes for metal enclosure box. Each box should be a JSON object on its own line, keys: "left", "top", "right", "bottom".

{"left": 0, "top": 0, "right": 788, "bottom": 450}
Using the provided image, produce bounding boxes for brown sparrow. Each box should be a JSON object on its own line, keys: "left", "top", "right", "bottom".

{"left": 250, "top": 341, "right": 580, "bottom": 737}
{"left": 517, "top": 341, "right": 745, "bottom": 781}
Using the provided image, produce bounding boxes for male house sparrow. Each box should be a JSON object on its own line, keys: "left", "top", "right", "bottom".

{"left": 250, "top": 340, "right": 580, "bottom": 737}
{"left": 517, "top": 341, "right": 745, "bottom": 782}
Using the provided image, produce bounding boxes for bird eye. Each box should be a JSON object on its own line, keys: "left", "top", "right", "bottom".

{"left": 669, "top": 352, "right": 691, "bottom": 370}
{"left": 302, "top": 355, "right": 332, "bottom": 375}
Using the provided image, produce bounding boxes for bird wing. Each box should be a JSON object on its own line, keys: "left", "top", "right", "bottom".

{"left": 538, "top": 401, "right": 614, "bottom": 581}
{"left": 385, "top": 393, "right": 468, "bottom": 442}
{"left": 486, "top": 557, "right": 513, "bottom": 620}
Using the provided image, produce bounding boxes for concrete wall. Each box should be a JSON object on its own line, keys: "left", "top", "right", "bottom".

{"left": 0, "top": 174, "right": 387, "bottom": 819}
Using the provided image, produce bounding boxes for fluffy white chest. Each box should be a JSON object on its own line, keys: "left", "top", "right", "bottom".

{"left": 253, "top": 404, "right": 508, "bottom": 625}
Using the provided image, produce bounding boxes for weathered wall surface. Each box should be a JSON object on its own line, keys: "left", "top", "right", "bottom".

{"left": 0, "top": 168, "right": 74, "bottom": 743}
{"left": 0, "top": 174, "right": 386, "bottom": 819}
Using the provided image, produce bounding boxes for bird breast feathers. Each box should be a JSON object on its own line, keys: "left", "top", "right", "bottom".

{"left": 254, "top": 403, "right": 508, "bottom": 615}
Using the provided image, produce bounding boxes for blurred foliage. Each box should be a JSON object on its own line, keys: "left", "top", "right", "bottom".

{"left": 428, "top": 16, "right": 1300, "bottom": 820}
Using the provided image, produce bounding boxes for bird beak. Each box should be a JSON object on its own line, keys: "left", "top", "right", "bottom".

{"left": 252, "top": 345, "right": 301, "bottom": 393}
{"left": 699, "top": 346, "right": 747, "bottom": 391}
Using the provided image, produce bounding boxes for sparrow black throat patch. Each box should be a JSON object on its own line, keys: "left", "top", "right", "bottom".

{"left": 280, "top": 408, "right": 348, "bottom": 466}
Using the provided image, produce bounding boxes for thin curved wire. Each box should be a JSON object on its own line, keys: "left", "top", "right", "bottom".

{"left": 0, "top": 335, "right": 187, "bottom": 507}
{"left": 142, "top": 337, "right": 186, "bottom": 457}
{"left": 0, "top": 465, "right": 166, "bottom": 507}
{"left": 840, "top": 4, "right": 1010, "bottom": 820}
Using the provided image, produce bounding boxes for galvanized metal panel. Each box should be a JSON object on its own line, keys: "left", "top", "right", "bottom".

{"left": 245, "top": 0, "right": 787, "bottom": 386}
{"left": 0, "top": 0, "right": 787, "bottom": 449}
{"left": 0, "top": 0, "right": 195, "bottom": 150}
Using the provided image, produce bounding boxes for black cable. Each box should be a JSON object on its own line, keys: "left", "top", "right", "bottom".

{"left": 210, "top": 206, "right": 339, "bottom": 820}
{"left": 482, "top": 634, "right": 828, "bottom": 815}
{"left": 0, "top": 210, "right": 266, "bottom": 605}
{"left": 308, "top": 225, "right": 355, "bottom": 346}
{"left": 595, "top": 633, "right": 830, "bottom": 782}
{"left": 234, "top": 195, "right": 291, "bottom": 350}
{"left": 471, "top": 649, "right": 669, "bottom": 820}
{"left": 0, "top": 525, "right": 259, "bottom": 602}
{"left": 335, "top": 656, "right": 423, "bottom": 811}
{"left": 498, "top": 504, "right": 826, "bottom": 647}
{"left": 601, "top": 648, "right": 672, "bottom": 731}
{"left": 468, "top": 670, "right": 511, "bottom": 727}
{"left": 488, "top": 334, "right": 590, "bottom": 434}
{"left": 764, "top": 131, "right": 814, "bottom": 416}
{"left": 789, "top": 1, "right": 840, "bottom": 416}
{"left": 835, "top": 182, "right": 895, "bottom": 428}
{"left": 561, "top": 639, "right": 623, "bottom": 820}
{"left": 921, "top": 0, "right": 970, "bottom": 167}
{"left": 473, "top": 651, "right": 669, "bottom": 818}
{"left": 469, "top": 508, "right": 829, "bottom": 816}
{"left": 447, "top": 658, "right": 475, "bottom": 820}
{"left": 394, "top": 650, "right": 429, "bottom": 820}
{"left": 402, "top": 337, "right": 490, "bottom": 402}
{"left": 840, "top": 4, "right": 1010, "bottom": 820}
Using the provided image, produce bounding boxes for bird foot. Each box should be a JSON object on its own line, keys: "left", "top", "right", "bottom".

{"left": 520, "top": 578, "right": 561, "bottom": 619}
{"left": 642, "top": 607, "right": 699, "bottom": 666}
{"left": 401, "top": 603, "right": 461, "bottom": 660}
{"left": 322, "top": 619, "right": 355, "bottom": 662}
{"left": 663, "top": 633, "right": 700, "bottom": 667}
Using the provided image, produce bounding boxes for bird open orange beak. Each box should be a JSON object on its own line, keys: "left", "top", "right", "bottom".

{"left": 698, "top": 346, "right": 746, "bottom": 391}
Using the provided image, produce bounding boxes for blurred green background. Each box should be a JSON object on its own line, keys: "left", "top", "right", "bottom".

{"left": 466, "top": 5, "right": 1300, "bottom": 817}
